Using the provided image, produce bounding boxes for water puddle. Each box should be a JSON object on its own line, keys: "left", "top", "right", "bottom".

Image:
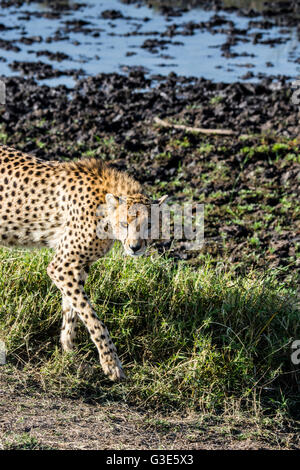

{"left": 0, "top": 0, "right": 299, "bottom": 87}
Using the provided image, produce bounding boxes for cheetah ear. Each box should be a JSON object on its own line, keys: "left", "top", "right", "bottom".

{"left": 155, "top": 195, "right": 168, "bottom": 206}
{"left": 105, "top": 194, "right": 126, "bottom": 209}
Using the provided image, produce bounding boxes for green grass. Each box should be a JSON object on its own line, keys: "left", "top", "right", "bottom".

{"left": 2, "top": 433, "right": 52, "bottom": 450}
{"left": 0, "top": 245, "right": 299, "bottom": 417}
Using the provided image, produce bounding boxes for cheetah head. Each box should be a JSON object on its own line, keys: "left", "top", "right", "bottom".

{"left": 104, "top": 193, "right": 168, "bottom": 257}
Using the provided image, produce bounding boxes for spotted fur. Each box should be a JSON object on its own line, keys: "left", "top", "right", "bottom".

{"left": 0, "top": 144, "right": 166, "bottom": 381}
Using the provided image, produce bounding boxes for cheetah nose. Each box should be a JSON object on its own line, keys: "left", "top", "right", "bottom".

{"left": 130, "top": 242, "right": 142, "bottom": 253}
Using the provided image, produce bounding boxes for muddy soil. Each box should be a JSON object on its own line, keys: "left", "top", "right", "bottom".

{"left": 0, "top": 72, "right": 299, "bottom": 277}
{"left": 124, "top": 0, "right": 300, "bottom": 26}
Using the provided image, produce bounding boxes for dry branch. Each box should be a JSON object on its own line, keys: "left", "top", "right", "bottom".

{"left": 154, "top": 116, "right": 237, "bottom": 136}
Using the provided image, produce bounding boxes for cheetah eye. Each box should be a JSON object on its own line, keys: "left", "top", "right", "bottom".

{"left": 120, "top": 222, "right": 128, "bottom": 229}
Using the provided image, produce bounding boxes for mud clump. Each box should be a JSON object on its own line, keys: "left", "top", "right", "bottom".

{"left": 9, "top": 61, "right": 84, "bottom": 79}
{"left": 101, "top": 10, "right": 125, "bottom": 20}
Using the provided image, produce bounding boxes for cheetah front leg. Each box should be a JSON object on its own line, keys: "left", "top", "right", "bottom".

{"left": 48, "top": 257, "right": 126, "bottom": 382}
{"left": 60, "top": 297, "right": 78, "bottom": 352}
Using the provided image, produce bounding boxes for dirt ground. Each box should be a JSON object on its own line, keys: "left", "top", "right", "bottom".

{"left": 0, "top": 384, "right": 299, "bottom": 450}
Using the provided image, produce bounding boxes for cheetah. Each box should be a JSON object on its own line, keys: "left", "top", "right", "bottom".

{"left": 0, "top": 145, "right": 167, "bottom": 381}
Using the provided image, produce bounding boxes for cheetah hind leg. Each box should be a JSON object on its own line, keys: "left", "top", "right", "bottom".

{"left": 60, "top": 296, "right": 78, "bottom": 352}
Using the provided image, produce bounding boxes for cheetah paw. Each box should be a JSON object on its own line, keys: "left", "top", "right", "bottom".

{"left": 102, "top": 362, "right": 127, "bottom": 382}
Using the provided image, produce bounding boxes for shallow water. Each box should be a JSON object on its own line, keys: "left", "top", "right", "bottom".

{"left": 0, "top": 0, "right": 299, "bottom": 87}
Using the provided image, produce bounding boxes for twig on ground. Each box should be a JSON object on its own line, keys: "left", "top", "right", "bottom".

{"left": 153, "top": 116, "right": 237, "bottom": 136}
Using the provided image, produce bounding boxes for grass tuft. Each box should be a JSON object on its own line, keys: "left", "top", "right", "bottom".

{"left": 0, "top": 246, "right": 299, "bottom": 416}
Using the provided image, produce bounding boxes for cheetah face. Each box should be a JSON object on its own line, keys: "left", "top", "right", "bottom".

{"left": 105, "top": 194, "right": 168, "bottom": 257}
